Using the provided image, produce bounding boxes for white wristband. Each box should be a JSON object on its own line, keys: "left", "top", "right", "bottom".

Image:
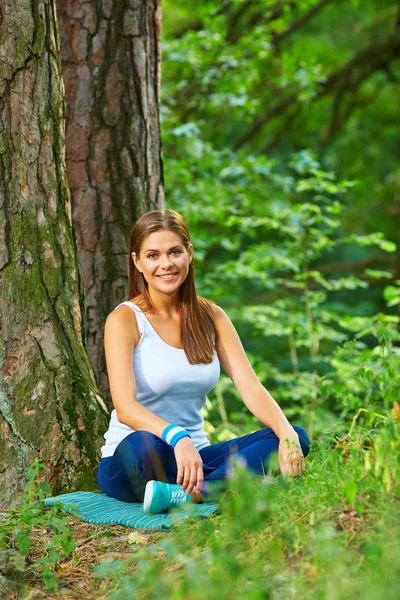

{"left": 161, "top": 424, "right": 191, "bottom": 448}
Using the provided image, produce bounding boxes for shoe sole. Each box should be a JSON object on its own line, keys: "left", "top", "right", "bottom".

{"left": 143, "top": 480, "right": 155, "bottom": 513}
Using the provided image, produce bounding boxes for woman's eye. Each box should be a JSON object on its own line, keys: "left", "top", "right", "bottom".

{"left": 148, "top": 253, "right": 157, "bottom": 259}
{"left": 171, "top": 249, "right": 181, "bottom": 255}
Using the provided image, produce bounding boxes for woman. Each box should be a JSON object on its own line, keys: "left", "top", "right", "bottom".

{"left": 98, "top": 209, "right": 310, "bottom": 513}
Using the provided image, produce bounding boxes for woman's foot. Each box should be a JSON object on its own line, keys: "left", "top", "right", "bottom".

{"left": 143, "top": 480, "right": 191, "bottom": 514}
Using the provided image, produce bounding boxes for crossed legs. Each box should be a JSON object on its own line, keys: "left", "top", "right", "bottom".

{"left": 97, "top": 426, "right": 311, "bottom": 503}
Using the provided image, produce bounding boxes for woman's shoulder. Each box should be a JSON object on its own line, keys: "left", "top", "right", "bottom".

{"left": 109, "top": 300, "right": 138, "bottom": 317}
{"left": 110, "top": 297, "right": 144, "bottom": 316}
{"left": 197, "top": 297, "right": 228, "bottom": 329}
{"left": 105, "top": 301, "right": 141, "bottom": 344}
{"left": 207, "top": 301, "right": 226, "bottom": 321}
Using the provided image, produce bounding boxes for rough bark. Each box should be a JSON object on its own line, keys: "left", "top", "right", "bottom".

{"left": 57, "top": 0, "right": 164, "bottom": 399}
{"left": 0, "top": 0, "right": 108, "bottom": 504}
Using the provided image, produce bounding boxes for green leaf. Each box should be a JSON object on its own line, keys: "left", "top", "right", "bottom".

{"left": 378, "top": 240, "right": 397, "bottom": 253}
{"left": 383, "top": 285, "right": 400, "bottom": 307}
{"left": 343, "top": 480, "right": 358, "bottom": 505}
{"left": 16, "top": 534, "right": 31, "bottom": 555}
{"left": 61, "top": 534, "right": 76, "bottom": 555}
{"left": 48, "top": 548, "right": 60, "bottom": 562}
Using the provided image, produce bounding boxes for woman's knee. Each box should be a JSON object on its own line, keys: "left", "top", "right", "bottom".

{"left": 114, "top": 430, "right": 162, "bottom": 463}
{"left": 292, "top": 425, "right": 311, "bottom": 456}
{"left": 128, "top": 430, "right": 161, "bottom": 447}
{"left": 251, "top": 425, "right": 310, "bottom": 457}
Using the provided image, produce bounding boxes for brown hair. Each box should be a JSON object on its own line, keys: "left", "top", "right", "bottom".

{"left": 128, "top": 209, "right": 216, "bottom": 364}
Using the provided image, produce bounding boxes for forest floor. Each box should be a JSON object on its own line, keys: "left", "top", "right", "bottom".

{"left": 2, "top": 518, "right": 163, "bottom": 599}
{"left": 2, "top": 489, "right": 399, "bottom": 600}
{"left": 1, "top": 436, "right": 400, "bottom": 599}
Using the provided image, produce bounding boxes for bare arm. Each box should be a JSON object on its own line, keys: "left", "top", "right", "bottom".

{"left": 213, "top": 305, "right": 305, "bottom": 476}
{"left": 104, "top": 306, "right": 204, "bottom": 493}
{"left": 104, "top": 306, "right": 169, "bottom": 435}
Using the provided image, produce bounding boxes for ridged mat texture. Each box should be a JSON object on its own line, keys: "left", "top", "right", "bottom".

{"left": 44, "top": 492, "right": 218, "bottom": 531}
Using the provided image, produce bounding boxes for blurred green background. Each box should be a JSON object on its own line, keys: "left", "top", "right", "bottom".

{"left": 160, "top": 0, "right": 400, "bottom": 439}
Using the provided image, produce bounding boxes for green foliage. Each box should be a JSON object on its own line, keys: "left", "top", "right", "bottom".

{"left": 0, "top": 459, "right": 76, "bottom": 590}
{"left": 162, "top": 0, "right": 400, "bottom": 246}
{"left": 161, "top": 2, "right": 399, "bottom": 449}
{"left": 160, "top": 0, "right": 399, "bottom": 443}
{"left": 164, "top": 134, "right": 399, "bottom": 441}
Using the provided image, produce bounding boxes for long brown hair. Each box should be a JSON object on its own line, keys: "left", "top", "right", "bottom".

{"left": 128, "top": 210, "right": 216, "bottom": 364}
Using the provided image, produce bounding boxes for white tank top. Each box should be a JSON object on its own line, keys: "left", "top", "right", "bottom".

{"left": 101, "top": 301, "right": 220, "bottom": 458}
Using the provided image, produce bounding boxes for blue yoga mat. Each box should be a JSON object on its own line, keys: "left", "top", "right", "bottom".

{"left": 44, "top": 492, "right": 218, "bottom": 531}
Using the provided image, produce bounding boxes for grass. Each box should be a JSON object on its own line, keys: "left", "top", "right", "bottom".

{"left": 98, "top": 435, "right": 398, "bottom": 600}
{"left": 1, "top": 422, "right": 399, "bottom": 599}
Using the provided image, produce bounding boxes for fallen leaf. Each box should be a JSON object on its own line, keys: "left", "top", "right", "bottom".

{"left": 127, "top": 532, "right": 149, "bottom": 545}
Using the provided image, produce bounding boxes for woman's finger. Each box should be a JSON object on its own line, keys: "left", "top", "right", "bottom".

{"left": 292, "top": 455, "right": 305, "bottom": 477}
{"left": 186, "top": 467, "right": 198, "bottom": 495}
{"left": 176, "top": 463, "right": 184, "bottom": 485}
{"left": 182, "top": 466, "right": 191, "bottom": 492}
{"left": 292, "top": 460, "right": 300, "bottom": 478}
{"left": 279, "top": 458, "right": 291, "bottom": 477}
{"left": 195, "top": 465, "right": 204, "bottom": 494}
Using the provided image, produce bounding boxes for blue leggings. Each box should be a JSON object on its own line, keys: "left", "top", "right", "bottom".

{"left": 97, "top": 425, "right": 310, "bottom": 503}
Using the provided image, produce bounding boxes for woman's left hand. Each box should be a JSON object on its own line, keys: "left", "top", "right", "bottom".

{"left": 278, "top": 430, "right": 305, "bottom": 477}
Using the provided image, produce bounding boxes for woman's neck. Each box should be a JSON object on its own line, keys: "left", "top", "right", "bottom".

{"left": 147, "top": 288, "right": 180, "bottom": 318}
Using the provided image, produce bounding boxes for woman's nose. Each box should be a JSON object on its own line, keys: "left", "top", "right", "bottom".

{"left": 159, "top": 254, "right": 173, "bottom": 268}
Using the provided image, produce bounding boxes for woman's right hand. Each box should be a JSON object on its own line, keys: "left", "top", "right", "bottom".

{"left": 174, "top": 437, "right": 204, "bottom": 495}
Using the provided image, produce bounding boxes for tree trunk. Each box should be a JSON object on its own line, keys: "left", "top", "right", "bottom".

{"left": 0, "top": 0, "right": 108, "bottom": 504}
{"left": 57, "top": 0, "right": 164, "bottom": 399}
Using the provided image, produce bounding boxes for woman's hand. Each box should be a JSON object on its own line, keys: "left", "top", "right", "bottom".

{"left": 278, "top": 430, "right": 305, "bottom": 477}
{"left": 174, "top": 437, "right": 204, "bottom": 494}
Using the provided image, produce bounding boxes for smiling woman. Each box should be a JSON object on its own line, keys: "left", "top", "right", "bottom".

{"left": 127, "top": 210, "right": 216, "bottom": 364}
{"left": 97, "top": 209, "right": 310, "bottom": 514}
{"left": 133, "top": 232, "right": 191, "bottom": 298}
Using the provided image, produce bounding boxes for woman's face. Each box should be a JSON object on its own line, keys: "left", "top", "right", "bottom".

{"left": 132, "top": 229, "right": 192, "bottom": 295}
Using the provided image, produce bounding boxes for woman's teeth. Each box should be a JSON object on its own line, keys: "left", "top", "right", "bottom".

{"left": 157, "top": 273, "right": 177, "bottom": 280}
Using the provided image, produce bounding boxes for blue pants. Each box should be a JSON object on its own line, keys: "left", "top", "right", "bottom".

{"left": 97, "top": 425, "right": 310, "bottom": 503}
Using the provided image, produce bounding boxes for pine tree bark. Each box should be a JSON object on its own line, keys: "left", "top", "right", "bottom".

{"left": 57, "top": 0, "right": 164, "bottom": 399}
{"left": 0, "top": 0, "right": 108, "bottom": 504}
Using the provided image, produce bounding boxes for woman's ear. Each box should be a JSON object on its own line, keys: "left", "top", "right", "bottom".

{"left": 188, "top": 243, "right": 193, "bottom": 264}
{"left": 132, "top": 252, "right": 142, "bottom": 273}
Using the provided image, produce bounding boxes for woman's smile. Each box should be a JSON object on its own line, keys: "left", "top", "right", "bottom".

{"left": 156, "top": 272, "right": 179, "bottom": 281}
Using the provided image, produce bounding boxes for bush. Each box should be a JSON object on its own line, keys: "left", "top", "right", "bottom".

{"left": 0, "top": 459, "right": 76, "bottom": 591}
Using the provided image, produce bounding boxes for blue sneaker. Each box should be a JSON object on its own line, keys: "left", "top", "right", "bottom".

{"left": 143, "top": 480, "right": 191, "bottom": 514}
